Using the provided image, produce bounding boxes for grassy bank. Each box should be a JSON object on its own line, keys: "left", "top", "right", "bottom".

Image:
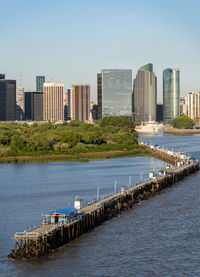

{"left": 0, "top": 146, "right": 151, "bottom": 164}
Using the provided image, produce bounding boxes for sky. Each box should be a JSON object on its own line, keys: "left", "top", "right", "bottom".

{"left": 1, "top": 0, "right": 200, "bottom": 102}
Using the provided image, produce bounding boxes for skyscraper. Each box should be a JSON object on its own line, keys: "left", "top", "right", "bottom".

{"left": 156, "top": 103, "right": 163, "bottom": 122}
{"left": 97, "top": 73, "right": 102, "bottom": 119}
{"left": 43, "top": 82, "right": 64, "bottom": 122}
{"left": 180, "top": 97, "right": 187, "bottom": 116}
{"left": 187, "top": 92, "right": 200, "bottom": 119}
{"left": 133, "top": 63, "right": 157, "bottom": 122}
{"left": 67, "top": 87, "right": 73, "bottom": 121}
{"left": 0, "top": 75, "right": 16, "bottom": 121}
{"left": 71, "top": 84, "right": 90, "bottom": 122}
{"left": 163, "top": 68, "right": 180, "bottom": 122}
{"left": 101, "top": 69, "right": 132, "bottom": 118}
{"left": 16, "top": 87, "right": 24, "bottom": 120}
{"left": 36, "top": 76, "right": 45, "bottom": 92}
{"left": 25, "top": 91, "right": 43, "bottom": 121}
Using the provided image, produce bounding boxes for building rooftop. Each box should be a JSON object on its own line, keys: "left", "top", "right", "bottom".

{"left": 48, "top": 208, "right": 77, "bottom": 215}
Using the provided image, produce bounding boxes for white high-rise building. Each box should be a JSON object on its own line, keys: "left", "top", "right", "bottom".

{"left": 43, "top": 82, "right": 64, "bottom": 122}
{"left": 187, "top": 92, "right": 200, "bottom": 119}
{"left": 16, "top": 87, "right": 24, "bottom": 120}
{"left": 180, "top": 97, "right": 187, "bottom": 116}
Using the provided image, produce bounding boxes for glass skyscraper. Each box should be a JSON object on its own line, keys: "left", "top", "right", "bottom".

{"left": 101, "top": 69, "right": 132, "bottom": 118}
{"left": 163, "top": 68, "right": 180, "bottom": 122}
{"left": 0, "top": 75, "right": 16, "bottom": 121}
{"left": 36, "top": 76, "right": 45, "bottom": 92}
{"left": 133, "top": 63, "right": 157, "bottom": 122}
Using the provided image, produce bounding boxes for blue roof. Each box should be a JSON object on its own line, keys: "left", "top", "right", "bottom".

{"left": 189, "top": 157, "right": 196, "bottom": 160}
{"left": 49, "top": 207, "right": 77, "bottom": 215}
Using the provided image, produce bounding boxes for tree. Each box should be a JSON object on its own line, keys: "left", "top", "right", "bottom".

{"left": 171, "top": 115, "right": 195, "bottom": 129}
{"left": 98, "top": 116, "right": 135, "bottom": 129}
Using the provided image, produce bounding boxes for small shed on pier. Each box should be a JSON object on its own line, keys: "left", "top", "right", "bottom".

{"left": 48, "top": 208, "right": 77, "bottom": 224}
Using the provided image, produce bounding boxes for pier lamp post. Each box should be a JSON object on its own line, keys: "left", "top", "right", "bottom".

{"left": 129, "top": 176, "right": 132, "bottom": 186}
{"left": 114, "top": 181, "right": 118, "bottom": 193}
{"left": 97, "top": 186, "right": 100, "bottom": 200}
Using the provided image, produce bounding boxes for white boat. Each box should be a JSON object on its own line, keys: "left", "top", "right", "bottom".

{"left": 135, "top": 121, "right": 163, "bottom": 133}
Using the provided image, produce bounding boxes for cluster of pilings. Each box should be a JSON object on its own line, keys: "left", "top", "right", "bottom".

{"left": 9, "top": 157, "right": 199, "bottom": 260}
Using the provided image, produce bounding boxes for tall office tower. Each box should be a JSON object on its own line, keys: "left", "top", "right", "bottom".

{"left": 16, "top": 87, "right": 24, "bottom": 120}
{"left": 64, "top": 92, "right": 68, "bottom": 121}
{"left": 90, "top": 101, "right": 98, "bottom": 122}
{"left": 156, "top": 103, "right": 163, "bottom": 122}
{"left": 67, "top": 87, "right": 73, "bottom": 121}
{"left": 0, "top": 74, "right": 5, "bottom": 79}
{"left": 163, "top": 68, "right": 180, "bottom": 122}
{"left": 70, "top": 85, "right": 90, "bottom": 122}
{"left": 97, "top": 73, "right": 102, "bottom": 119}
{"left": 187, "top": 92, "right": 200, "bottom": 119}
{"left": 133, "top": 63, "right": 157, "bottom": 122}
{"left": 101, "top": 69, "right": 132, "bottom": 118}
{"left": 0, "top": 75, "right": 16, "bottom": 121}
{"left": 180, "top": 97, "right": 187, "bottom": 116}
{"left": 43, "top": 82, "right": 64, "bottom": 122}
{"left": 25, "top": 91, "right": 43, "bottom": 121}
{"left": 36, "top": 76, "right": 45, "bottom": 92}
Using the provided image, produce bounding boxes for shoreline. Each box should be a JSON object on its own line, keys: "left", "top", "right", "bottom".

{"left": 0, "top": 148, "right": 151, "bottom": 164}
{"left": 0, "top": 146, "right": 177, "bottom": 165}
{"left": 164, "top": 127, "right": 200, "bottom": 134}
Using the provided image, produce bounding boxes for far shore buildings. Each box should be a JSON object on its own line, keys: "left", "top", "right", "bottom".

{"left": 97, "top": 69, "right": 132, "bottom": 119}
{"left": 0, "top": 74, "right": 16, "bottom": 121}
{"left": 36, "top": 76, "right": 45, "bottom": 92}
{"left": 133, "top": 63, "right": 157, "bottom": 122}
{"left": 25, "top": 91, "right": 43, "bottom": 121}
{"left": 43, "top": 82, "right": 64, "bottom": 122}
{"left": 187, "top": 92, "right": 200, "bottom": 119}
{"left": 180, "top": 97, "right": 187, "bottom": 116}
{"left": 16, "top": 86, "right": 24, "bottom": 120}
{"left": 163, "top": 68, "right": 180, "bottom": 122}
{"left": 67, "top": 84, "right": 90, "bottom": 122}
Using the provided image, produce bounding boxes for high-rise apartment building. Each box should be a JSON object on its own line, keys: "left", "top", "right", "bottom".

{"left": 36, "top": 76, "right": 45, "bottom": 92}
{"left": 0, "top": 75, "right": 16, "bottom": 121}
{"left": 25, "top": 91, "right": 43, "bottom": 121}
{"left": 16, "top": 87, "right": 24, "bottom": 120}
{"left": 64, "top": 91, "right": 68, "bottom": 121}
{"left": 70, "top": 85, "right": 90, "bottom": 122}
{"left": 163, "top": 68, "right": 180, "bottom": 122}
{"left": 187, "top": 92, "right": 200, "bottom": 119}
{"left": 101, "top": 69, "right": 132, "bottom": 118}
{"left": 180, "top": 97, "right": 187, "bottom": 116}
{"left": 67, "top": 87, "right": 73, "bottom": 121}
{"left": 97, "top": 73, "right": 102, "bottom": 119}
{"left": 43, "top": 82, "right": 64, "bottom": 122}
{"left": 133, "top": 63, "right": 157, "bottom": 122}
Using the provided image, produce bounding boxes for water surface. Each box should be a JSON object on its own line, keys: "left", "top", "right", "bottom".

{"left": 0, "top": 132, "right": 200, "bottom": 277}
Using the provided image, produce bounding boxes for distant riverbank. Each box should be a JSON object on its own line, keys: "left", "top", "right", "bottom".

{"left": 0, "top": 147, "right": 152, "bottom": 164}
{"left": 164, "top": 127, "right": 200, "bottom": 134}
{"left": 0, "top": 145, "right": 178, "bottom": 165}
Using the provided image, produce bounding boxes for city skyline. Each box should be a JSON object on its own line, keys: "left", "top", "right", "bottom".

{"left": 1, "top": 0, "right": 200, "bottom": 102}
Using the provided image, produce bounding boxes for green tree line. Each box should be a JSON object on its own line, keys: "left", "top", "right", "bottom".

{"left": 0, "top": 116, "right": 139, "bottom": 157}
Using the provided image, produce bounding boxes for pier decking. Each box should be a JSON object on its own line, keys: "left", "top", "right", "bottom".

{"left": 9, "top": 142, "right": 199, "bottom": 259}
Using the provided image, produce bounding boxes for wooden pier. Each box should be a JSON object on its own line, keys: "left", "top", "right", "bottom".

{"left": 9, "top": 144, "right": 199, "bottom": 259}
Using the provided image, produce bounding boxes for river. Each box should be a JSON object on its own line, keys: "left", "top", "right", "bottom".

{"left": 0, "top": 133, "right": 200, "bottom": 277}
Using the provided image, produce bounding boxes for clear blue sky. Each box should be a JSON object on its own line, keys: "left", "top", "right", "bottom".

{"left": 1, "top": 0, "right": 200, "bottom": 102}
